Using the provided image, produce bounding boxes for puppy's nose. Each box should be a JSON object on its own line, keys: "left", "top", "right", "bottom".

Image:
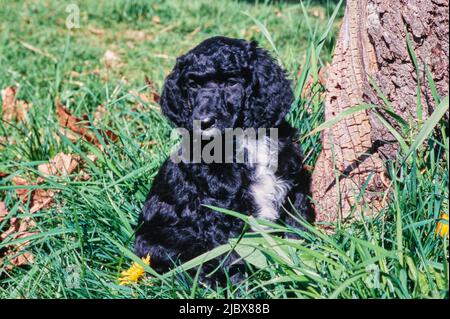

{"left": 200, "top": 118, "right": 216, "bottom": 130}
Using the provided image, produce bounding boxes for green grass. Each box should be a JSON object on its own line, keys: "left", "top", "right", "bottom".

{"left": 0, "top": 0, "right": 448, "bottom": 299}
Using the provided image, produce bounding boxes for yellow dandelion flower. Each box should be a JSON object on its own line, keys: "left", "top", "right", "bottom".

{"left": 436, "top": 213, "right": 449, "bottom": 239}
{"left": 119, "top": 255, "right": 150, "bottom": 285}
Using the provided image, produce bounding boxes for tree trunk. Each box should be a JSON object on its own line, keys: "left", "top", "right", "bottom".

{"left": 311, "top": 0, "right": 449, "bottom": 224}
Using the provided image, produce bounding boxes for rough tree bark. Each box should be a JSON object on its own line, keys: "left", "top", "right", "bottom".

{"left": 311, "top": 0, "right": 449, "bottom": 223}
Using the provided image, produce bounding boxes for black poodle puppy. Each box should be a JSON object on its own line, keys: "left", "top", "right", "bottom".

{"left": 134, "top": 36, "right": 312, "bottom": 285}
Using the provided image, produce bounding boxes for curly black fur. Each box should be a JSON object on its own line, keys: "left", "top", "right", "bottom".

{"left": 134, "top": 36, "right": 312, "bottom": 286}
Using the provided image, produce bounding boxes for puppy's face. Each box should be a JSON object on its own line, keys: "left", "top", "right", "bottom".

{"left": 181, "top": 69, "right": 247, "bottom": 135}
{"left": 160, "top": 36, "right": 293, "bottom": 132}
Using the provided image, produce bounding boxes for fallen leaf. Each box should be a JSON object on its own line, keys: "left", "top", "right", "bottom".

{"left": 124, "top": 30, "right": 153, "bottom": 42}
{"left": 152, "top": 53, "right": 171, "bottom": 60}
{"left": 11, "top": 176, "right": 54, "bottom": 214}
{"left": 93, "top": 105, "right": 107, "bottom": 125}
{"left": 0, "top": 136, "right": 5, "bottom": 150}
{"left": 0, "top": 201, "right": 37, "bottom": 269}
{"left": 128, "top": 78, "right": 160, "bottom": 111}
{"left": 152, "top": 16, "right": 161, "bottom": 24}
{"left": 13, "top": 98, "right": 31, "bottom": 122}
{"left": 318, "top": 63, "right": 329, "bottom": 86}
{"left": 0, "top": 152, "right": 97, "bottom": 270}
{"left": 57, "top": 127, "right": 80, "bottom": 143}
{"left": 1, "top": 86, "right": 32, "bottom": 124}
{"left": 88, "top": 26, "right": 105, "bottom": 36}
{"left": 38, "top": 152, "right": 80, "bottom": 177}
{"left": 102, "top": 49, "right": 122, "bottom": 69}
{"left": 11, "top": 176, "right": 33, "bottom": 203}
{"left": 56, "top": 97, "right": 118, "bottom": 147}
{"left": 242, "top": 25, "right": 261, "bottom": 39}
{"left": 77, "top": 154, "right": 97, "bottom": 181}
{"left": 29, "top": 188, "right": 55, "bottom": 214}
{"left": 1, "top": 87, "right": 15, "bottom": 123}
{"left": 0, "top": 201, "right": 7, "bottom": 222}
{"left": 145, "top": 76, "right": 160, "bottom": 104}
{"left": 141, "top": 140, "right": 158, "bottom": 149}
{"left": 8, "top": 251, "right": 35, "bottom": 267}
{"left": 295, "top": 63, "right": 329, "bottom": 99}
{"left": 303, "top": 165, "right": 313, "bottom": 172}
{"left": 12, "top": 152, "right": 96, "bottom": 215}
{"left": 310, "top": 7, "right": 325, "bottom": 20}
{"left": 86, "top": 153, "right": 97, "bottom": 163}
{"left": 275, "top": 9, "right": 284, "bottom": 18}
{"left": 69, "top": 71, "right": 82, "bottom": 77}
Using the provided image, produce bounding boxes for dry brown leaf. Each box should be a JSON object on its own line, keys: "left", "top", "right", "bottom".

{"left": 29, "top": 188, "right": 55, "bottom": 214}
{"left": 88, "top": 26, "right": 105, "bottom": 36}
{"left": 11, "top": 176, "right": 54, "bottom": 214}
{"left": 8, "top": 251, "right": 35, "bottom": 267}
{"left": 152, "top": 53, "right": 171, "bottom": 59}
{"left": 86, "top": 154, "right": 97, "bottom": 163}
{"left": 56, "top": 97, "right": 118, "bottom": 147}
{"left": 1, "top": 87, "right": 15, "bottom": 123}
{"left": 310, "top": 7, "right": 325, "bottom": 20}
{"left": 77, "top": 154, "right": 97, "bottom": 181}
{"left": 275, "top": 9, "right": 284, "bottom": 18}
{"left": 14, "top": 100, "right": 30, "bottom": 122}
{"left": 93, "top": 105, "right": 107, "bottom": 125}
{"left": 145, "top": 76, "right": 160, "bottom": 104}
{"left": 318, "top": 63, "right": 329, "bottom": 85}
{"left": 38, "top": 152, "right": 80, "bottom": 177}
{"left": 295, "top": 63, "right": 329, "bottom": 99}
{"left": 0, "top": 201, "right": 37, "bottom": 269}
{"left": 10, "top": 152, "right": 96, "bottom": 215}
{"left": 1, "top": 152, "right": 96, "bottom": 270}
{"left": 0, "top": 201, "right": 8, "bottom": 222}
{"left": 124, "top": 30, "right": 153, "bottom": 42}
{"left": 58, "top": 127, "right": 80, "bottom": 143}
{"left": 11, "top": 176, "right": 32, "bottom": 202}
{"left": 69, "top": 70, "right": 82, "bottom": 77}
{"left": 152, "top": 16, "right": 161, "bottom": 24}
{"left": 128, "top": 78, "right": 160, "bottom": 111}
{"left": 11, "top": 152, "right": 96, "bottom": 214}
{"left": 102, "top": 49, "right": 122, "bottom": 69}
{"left": 141, "top": 140, "right": 158, "bottom": 148}
{"left": 1, "top": 86, "right": 32, "bottom": 124}
{"left": 129, "top": 90, "right": 149, "bottom": 108}
{"left": 242, "top": 25, "right": 261, "bottom": 39}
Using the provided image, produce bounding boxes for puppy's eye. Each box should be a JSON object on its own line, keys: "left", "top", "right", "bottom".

{"left": 187, "top": 79, "right": 200, "bottom": 89}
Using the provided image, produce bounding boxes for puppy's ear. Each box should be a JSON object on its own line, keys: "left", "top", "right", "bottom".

{"left": 160, "top": 57, "right": 190, "bottom": 128}
{"left": 245, "top": 45, "right": 294, "bottom": 128}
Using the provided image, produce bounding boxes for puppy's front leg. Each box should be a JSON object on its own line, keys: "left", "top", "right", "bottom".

{"left": 134, "top": 194, "right": 188, "bottom": 274}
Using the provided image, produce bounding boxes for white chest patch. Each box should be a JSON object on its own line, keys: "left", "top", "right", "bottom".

{"left": 242, "top": 136, "right": 291, "bottom": 221}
